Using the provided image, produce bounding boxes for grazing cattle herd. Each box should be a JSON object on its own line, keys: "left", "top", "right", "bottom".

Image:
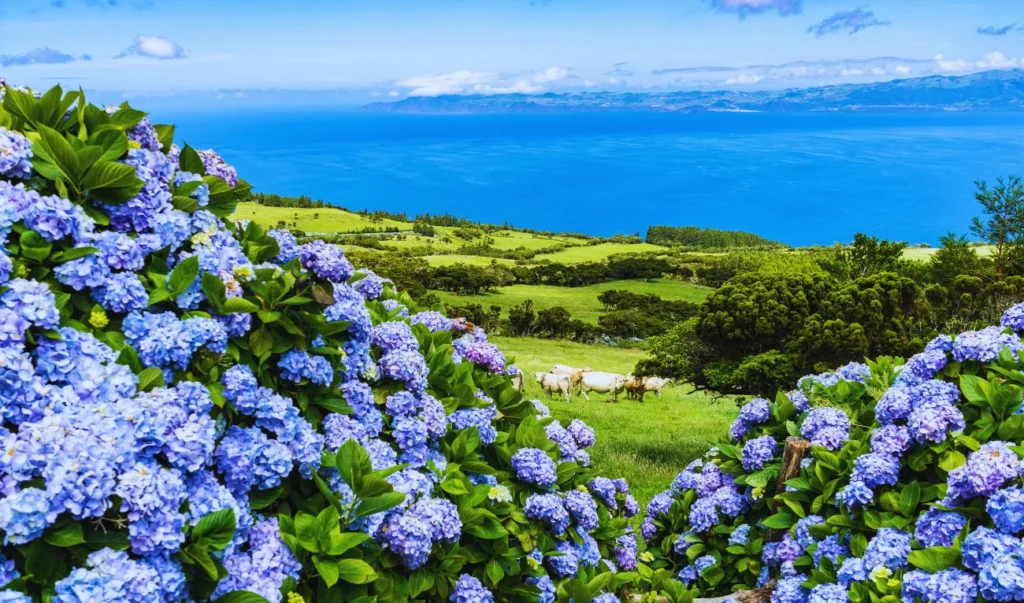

{"left": 524, "top": 364, "right": 673, "bottom": 402}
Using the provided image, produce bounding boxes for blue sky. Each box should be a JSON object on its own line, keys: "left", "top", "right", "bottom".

{"left": 2, "top": 0, "right": 1023, "bottom": 100}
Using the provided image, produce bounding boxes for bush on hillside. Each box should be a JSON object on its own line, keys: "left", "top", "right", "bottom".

{"left": 640, "top": 303, "right": 1024, "bottom": 603}
{"left": 0, "top": 84, "right": 641, "bottom": 603}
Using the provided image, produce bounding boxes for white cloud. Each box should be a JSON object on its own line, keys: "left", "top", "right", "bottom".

{"left": 397, "top": 66, "right": 570, "bottom": 96}
{"left": 115, "top": 35, "right": 186, "bottom": 60}
{"left": 725, "top": 73, "right": 765, "bottom": 85}
{"left": 935, "top": 51, "right": 1021, "bottom": 72}
{"left": 388, "top": 90, "right": 400, "bottom": 97}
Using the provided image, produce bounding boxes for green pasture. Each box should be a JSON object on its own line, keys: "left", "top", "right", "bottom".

{"left": 492, "top": 336, "right": 737, "bottom": 514}
{"left": 532, "top": 242, "right": 667, "bottom": 264}
{"left": 434, "top": 279, "right": 712, "bottom": 323}
{"left": 234, "top": 202, "right": 410, "bottom": 233}
{"left": 902, "top": 245, "right": 994, "bottom": 261}
{"left": 420, "top": 255, "right": 517, "bottom": 267}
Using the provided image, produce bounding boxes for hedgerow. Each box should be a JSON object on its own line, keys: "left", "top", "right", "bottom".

{"left": 641, "top": 304, "right": 1024, "bottom": 603}
{"left": 0, "top": 83, "right": 641, "bottom": 603}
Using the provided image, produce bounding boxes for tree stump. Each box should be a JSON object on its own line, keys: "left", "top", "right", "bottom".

{"left": 765, "top": 437, "right": 812, "bottom": 544}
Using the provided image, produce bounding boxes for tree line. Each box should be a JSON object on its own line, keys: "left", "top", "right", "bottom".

{"left": 646, "top": 224, "right": 785, "bottom": 249}
{"left": 637, "top": 176, "right": 1024, "bottom": 397}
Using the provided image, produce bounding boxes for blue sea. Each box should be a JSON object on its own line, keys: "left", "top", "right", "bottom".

{"left": 159, "top": 109, "right": 1024, "bottom": 247}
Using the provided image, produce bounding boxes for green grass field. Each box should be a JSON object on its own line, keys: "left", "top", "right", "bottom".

{"left": 492, "top": 336, "right": 737, "bottom": 512}
{"left": 234, "top": 203, "right": 410, "bottom": 233}
{"left": 902, "top": 245, "right": 994, "bottom": 261}
{"left": 420, "top": 255, "right": 517, "bottom": 267}
{"left": 533, "top": 242, "right": 667, "bottom": 264}
{"left": 434, "top": 278, "right": 711, "bottom": 323}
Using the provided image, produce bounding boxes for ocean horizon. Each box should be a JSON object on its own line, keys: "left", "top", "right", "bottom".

{"left": 158, "top": 109, "right": 1024, "bottom": 247}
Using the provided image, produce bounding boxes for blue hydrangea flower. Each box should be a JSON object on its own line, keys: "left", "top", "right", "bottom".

{"left": 548, "top": 538, "right": 580, "bottom": 578}
{"left": 689, "top": 496, "right": 719, "bottom": 533}
{"left": 990, "top": 486, "right": 1024, "bottom": 535}
{"left": 512, "top": 448, "right": 557, "bottom": 487}
{"left": 92, "top": 272, "right": 149, "bottom": 313}
{"left": 741, "top": 435, "right": 777, "bottom": 471}
{"left": 371, "top": 321, "right": 419, "bottom": 355}
{"left": 729, "top": 397, "right": 771, "bottom": 441}
{"left": 852, "top": 453, "right": 901, "bottom": 489}
{"left": 564, "top": 489, "right": 599, "bottom": 531}
{"left": 1003, "top": 302, "right": 1024, "bottom": 332}
{"left": 801, "top": 407, "right": 850, "bottom": 450}
{"left": 953, "top": 326, "right": 1024, "bottom": 362}
{"left": 196, "top": 149, "right": 238, "bottom": 187}
{"left": 0, "top": 127, "right": 32, "bottom": 179}
{"left": 352, "top": 269, "right": 386, "bottom": 300}
{"left": 808, "top": 584, "right": 847, "bottom": 603}
{"left": 837, "top": 480, "right": 873, "bottom": 508}
{"left": 946, "top": 441, "right": 1022, "bottom": 503}
{"left": 730, "top": 524, "right": 752, "bottom": 546}
{"left": 862, "top": 528, "right": 911, "bottom": 572}
{"left": 300, "top": 240, "right": 353, "bottom": 282}
{"left": 870, "top": 424, "right": 912, "bottom": 457}
{"left": 0, "top": 487, "right": 53, "bottom": 544}
{"left": 903, "top": 568, "right": 977, "bottom": 603}
{"left": 450, "top": 574, "right": 493, "bottom": 603}
{"left": 914, "top": 507, "right": 966, "bottom": 548}
{"left": 963, "top": 527, "right": 1021, "bottom": 572}
{"left": 979, "top": 550, "right": 1024, "bottom": 602}
{"left": 525, "top": 493, "right": 570, "bottom": 535}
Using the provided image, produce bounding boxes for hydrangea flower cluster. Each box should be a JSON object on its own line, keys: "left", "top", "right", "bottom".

{"left": 0, "top": 86, "right": 640, "bottom": 603}
{"left": 640, "top": 302, "right": 1024, "bottom": 602}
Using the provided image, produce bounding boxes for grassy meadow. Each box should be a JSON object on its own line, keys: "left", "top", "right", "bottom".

{"left": 532, "top": 241, "right": 667, "bottom": 264}
{"left": 234, "top": 202, "right": 411, "bottom": 233}
{"left": 493, "top": 336, "right": 737, "bottom": 513}
{"left": 435, "top": 278, "right": 712, "bottom": 323}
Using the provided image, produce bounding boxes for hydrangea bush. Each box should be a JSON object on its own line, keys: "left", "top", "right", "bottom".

{"left": 0, "top": 84, "right": 642, "bottom": 603}
{"left": 642, "top": 306, "right": 1024, "bottom": 602}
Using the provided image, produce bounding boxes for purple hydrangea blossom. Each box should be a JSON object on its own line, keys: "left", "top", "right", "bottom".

{"left": 741, "top": 435, "right": 777, "bottom": 471}
{"left": 800, "top": 407, "right": 850, "bottom": 450}
{"left": 511, "top": 448, "right": 557, "bottom": 487}
{"left": 946, "top": 441, "right": 1022, "bottom": 503}
{"left": 525, "top": 493, "right": 570, "bottom": 535}
{"left": 953, "top": 326, "right": 1024, "bottom": 362}
{"left": 0, "top": 127, "right": 32, "bottom": 179}
{"left": 450, "top": 574, "right": 493, "bottom": 603}
{"left": 990, "top": 486, "right": 1024, "bottom": 535}
{"left": 915, "top": 508, "right": 967, "bottom": 548}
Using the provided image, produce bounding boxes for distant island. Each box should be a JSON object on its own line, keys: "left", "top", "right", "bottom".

{"left": 363, "top": 69, "right": 1024, "bottom": 114}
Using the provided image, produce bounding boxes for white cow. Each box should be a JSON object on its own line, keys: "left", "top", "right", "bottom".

{"left": 579, "top": 372, "right": 627, "bottom": 402}
{"left": 534, "top": 372, "right": 572, "bottom": 402}
{"left": 643, "top": 377, "right": 673, "bottom": 398}
{"left": 550, "top": 365, "right": 591, "bottom": 395}
{"left": 509, "top": 367, "right": 525, "bottom": 392}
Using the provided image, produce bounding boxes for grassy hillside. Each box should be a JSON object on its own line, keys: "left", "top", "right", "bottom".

{"left": 902, "top": 245, "right": 995, "bottom": 261}
{"left": 234, "top": 202, "right": 410, "bottom": 233}
{"left": 493, "top": 336, "right": 737, "bottom": 512}
{"left": 435, "top": 278, "right": 712, "bottom": 323}
{"left": 532, "top": 242, "right": 667, "bottom": 264}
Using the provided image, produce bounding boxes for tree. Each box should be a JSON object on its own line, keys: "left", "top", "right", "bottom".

{"left": 929, "top": 232, "right": 981, "bottom": 284}
{"left": 970, "top": 176, "right": 1024, "bottom": 281}
{"left": 794, "top": 272, "right": 927, "bottom": 372}
{"left": 506, "top": 300, "right": 537, "bottom": 336}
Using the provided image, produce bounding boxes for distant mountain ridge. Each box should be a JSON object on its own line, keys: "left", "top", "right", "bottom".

{"left": 363, "top": 69, "right": 1024, "bottom": 113}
